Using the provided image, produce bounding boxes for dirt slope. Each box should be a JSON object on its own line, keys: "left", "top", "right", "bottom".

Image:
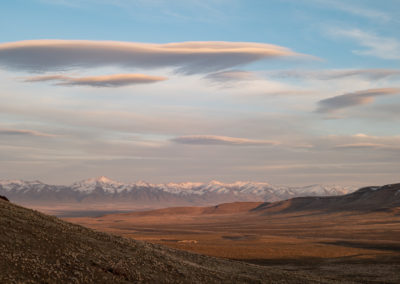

{"left": 0, "top": 198, "right": 339, "bottom": 283}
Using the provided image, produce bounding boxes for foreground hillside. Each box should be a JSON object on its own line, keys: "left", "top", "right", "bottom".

{"left": 0, "top": 198, "right": 337, "bottom": 283}
{"left": 68, "top": 183, "right": 400, "bottom": 283}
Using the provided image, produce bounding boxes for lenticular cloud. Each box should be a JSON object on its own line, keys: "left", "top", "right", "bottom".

{"left": 24, "top": 73, "right": 167, "bottom": 87}
{"left": 171, "top": 135, "right": 279, "bottom": 146}
{"left": 0, "top": 40, "right": 305, "bottom": 74}
{"left": 316, "top": 88, "right": 400, "bottom": 113}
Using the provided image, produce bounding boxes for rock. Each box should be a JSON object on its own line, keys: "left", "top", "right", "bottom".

{"left": 0, "top": 195, "right": 9, "bottom": 202}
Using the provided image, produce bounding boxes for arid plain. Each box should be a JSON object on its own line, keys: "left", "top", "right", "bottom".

{"left": 66, "top": 185, "right": 400, "bottom": 283}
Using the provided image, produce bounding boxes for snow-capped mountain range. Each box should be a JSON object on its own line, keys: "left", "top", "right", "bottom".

{"left": 0, "top": 176, "right": 357, "bottom": 208}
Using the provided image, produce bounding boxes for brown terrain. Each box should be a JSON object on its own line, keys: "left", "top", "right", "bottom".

{"left": 66, "top": 184, "right": 400, "bottom": 283}
{"left": 1, "top": 195, "right": 346, "bottom": 283}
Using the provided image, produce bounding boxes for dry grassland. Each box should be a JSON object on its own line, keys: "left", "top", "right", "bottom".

{"left": 66, "top": 204, "right": 400, "bottom": 283}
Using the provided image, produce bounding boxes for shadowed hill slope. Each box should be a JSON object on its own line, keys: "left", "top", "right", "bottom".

{"left": 97, "top": 183, "right": 400, "bottom": 220}
{"left": 113, "top": 202, "right": 264, "bottom": 217}
{"left": 253, "top": 183, "right": 400, "bottom": 214}
{"left": 0, "top": 198, "right": 338, "bottom": 283}
{"left": 0, "top": 195, "right": 8, "bottom": 202}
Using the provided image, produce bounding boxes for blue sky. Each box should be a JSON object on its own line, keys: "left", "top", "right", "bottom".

{"left": 2, "top": 0, "right": 399, "bottom": 67}
{"left": 0, "top": 0, "right": 399, "bottom": 185}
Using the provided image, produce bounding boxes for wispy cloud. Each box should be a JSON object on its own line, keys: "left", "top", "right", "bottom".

{"left": 334, "top": 143, "right": 386, "bottom": 149}
{"left": 0, "top": 40, "right": 307, "bottom": 74}
{"left": 0, "top": 128, "right": 55, "bottom": 137}
{"left": 316, "top": 88, "right": 400, "bottom": 113}
{"left": 38, "top": 0, "right": 231, "bottom": 22}
{"left": 204, "top": 70, "right": 258, "bottom": 83}
{"left": 326, "top": 133, "right": 400, "bottom": 150}
{"left": 274, "top": 69, "right": 400, "bottom": 81}
{"left": 171, "top": 135, "right": 279, "bottom": 146}
{"left": 332, "top": 29, "right": 400, "bottom": 60}
{"left": 316, "top": 0, "right": 391, "bottom": 22}
{"left": 24, "top": 73, "right": 167, "bottom": 87}
{"left": 306, "top": 134, "right": 400, "bottom": 154}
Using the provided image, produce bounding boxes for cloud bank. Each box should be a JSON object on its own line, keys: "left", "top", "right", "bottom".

{"left": 171, "top": 135, "right": 279, "bottom": 146}
{"left": 316, "top": 88, "right": 400, "bottom": 113}
{"left": 24, "top": 73, "right": 167, "bottom": 87}
{"left": 0, "top": 40, "right": 305, "bottom": 74}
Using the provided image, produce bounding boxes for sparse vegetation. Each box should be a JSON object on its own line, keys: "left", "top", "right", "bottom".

{"left": 67, "top": 185, "right": 400, "bottom": 283}
{"left": 0, "top": 198, "right": 340, "bottom": 283}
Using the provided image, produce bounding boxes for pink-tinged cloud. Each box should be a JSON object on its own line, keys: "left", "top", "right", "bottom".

{"left": 0, "top": 40, "right": 308, "bottom": 74}
{"left": 316, "top": 88, "right": 400, "bottom": 113}
{"left": 24, "top": 73, "right": 167, "bottom": 87}
{"left": 0, "top": 128, "right": 55, "bottom": 137}
{"left": 171, "top": 135, "right": 279, "bottom": 146}
{"left": 334, "top": 143, "right": 386, "bottom": 149}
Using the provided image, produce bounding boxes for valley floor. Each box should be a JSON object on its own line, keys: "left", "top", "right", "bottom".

{"left": 66, "top": 207, "right": 400, "bottom": 283}
{"left": 2, "top": 199, "right": 341, "bottom": 283}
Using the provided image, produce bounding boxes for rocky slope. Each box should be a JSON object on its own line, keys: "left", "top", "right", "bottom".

{"left": 0, "top": 198, "right": 337, "bottom": 283}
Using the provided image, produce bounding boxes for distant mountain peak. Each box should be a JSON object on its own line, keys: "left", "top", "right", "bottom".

{"left": 72, "top": 176, "right": 120, "bottom": 185}
{"left": 89, "top": 176, "right": 115, "bottom": 183}
{"left": 1, "top": 177, "right": 359, "bottom": 207}
{"left": 71, "top": 176, "right": 125, "bottom": 193}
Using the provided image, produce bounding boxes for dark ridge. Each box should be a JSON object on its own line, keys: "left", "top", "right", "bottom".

{"left": 250, "top": 202, "right": 271, "bottom": 212}
{"left": 319, "top": 241, "right": 400, "bottom": 252}
{"left": 0, "top": 195, "right": 9, "bottom": 202}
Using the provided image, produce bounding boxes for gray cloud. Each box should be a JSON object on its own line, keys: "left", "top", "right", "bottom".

{"left": 24, "top": 73, "right": 167, "bottom": 87}
{"left": 0, "top": 40, "right": 306, "bottom": 74}
{"left": 313, "top": 134, "right": 400, "bottom": 152}
{"left": 204, "top": 70, "right": 258, "bottom": 82}
{"left": 316, "top": 88, "right": 400, "bottom": 113}
{"left": 171, "top": 135, "right": 279, "bottom": 146}
{"left": 274, "top": 69, "right": 400, "bottom": 81}
{"left": 0, "top": 128, "right": 55, "bottom": 137}
{"left": 334, "top": 143, "right": 386, "bottom": 149}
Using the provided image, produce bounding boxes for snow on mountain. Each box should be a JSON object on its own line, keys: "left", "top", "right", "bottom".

{"left": 0, "top": 180, "right": 48, "bottom": 192}
{"left": 0, "top": 176, "right": 358, "bottom": 206}
{"left": 70, "top": 176, "right": 128, "bottom": 194}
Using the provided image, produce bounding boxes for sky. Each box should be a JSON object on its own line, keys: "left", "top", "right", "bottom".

{"left": 0, "top": 0, "right": 400, "bottom": 186}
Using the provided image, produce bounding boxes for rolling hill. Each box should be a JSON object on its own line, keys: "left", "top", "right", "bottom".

{"left": 253, "top": 183, "right": 400, "bottom": 214}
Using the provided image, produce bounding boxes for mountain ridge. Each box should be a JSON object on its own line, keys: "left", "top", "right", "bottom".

{"left": 0, "top": 176, "right": 357, "bottom": 211}
{"left": 253, "top": 183, "right": 400, "bottom": 214}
